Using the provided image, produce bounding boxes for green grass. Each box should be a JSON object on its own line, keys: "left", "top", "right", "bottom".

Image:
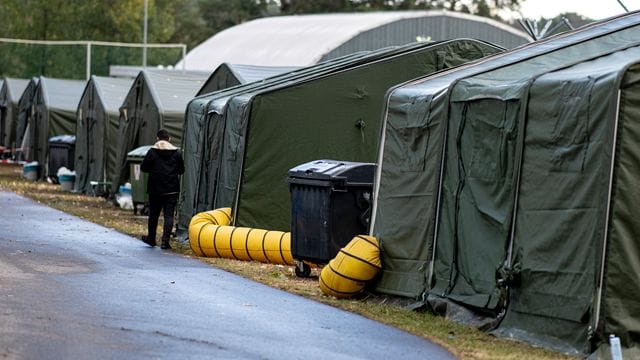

{"left": 0, "top": 164, "right": 574, "bottom": 359}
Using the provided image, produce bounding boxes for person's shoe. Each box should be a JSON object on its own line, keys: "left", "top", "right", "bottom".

{"left": 141, "top": 235, "right": 156, "bottom": 247}
{"left": 160, "top": 241, "right": 172, "bottom": 250}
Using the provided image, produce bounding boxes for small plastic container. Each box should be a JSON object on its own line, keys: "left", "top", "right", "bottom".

{"left": 59, "top": 173, "right": 76, "bottom": 192}
{"left": 23, "top": 162, "right": 39, "bottom": 181}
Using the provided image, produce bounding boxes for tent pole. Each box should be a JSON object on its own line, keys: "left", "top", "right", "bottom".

{"left": 593, "top": 90, "right": 622, "bottom": 333}
{"left": 428, "top": 90, "right": 450, "bottom": 291}
{"left": 369, "top": 96, "right": 391, "bottom": 235}
{"left": 142, "top": 0, "right": 148, "bottom": 67}
{"left": 86, "top": 42, "right": 91, "bottom": 80}
{"left": 182, "top": 44, "right": 187, "bottom": 72}
{"left": 617, "top": 0, "right": 629, "bottom": 12}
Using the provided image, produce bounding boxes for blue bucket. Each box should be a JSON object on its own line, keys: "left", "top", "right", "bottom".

{"left": 23, "top": 163, "right": 39, "bottom": 181}
{"left": 59, "top": 174, "right": 76, "bottom": 191}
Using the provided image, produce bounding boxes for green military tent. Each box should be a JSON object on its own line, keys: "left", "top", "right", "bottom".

{"left": 0, "top": 78, "right": 29, "bottom": 152}
{"left": 26, "top": 76, "right": 85, "bottom": 177}
{"left": 74, "top": 76, "right": 133, "bottom": 194}
{"left": 176, "top": 39, "right": 502, "bottom": 237}
{"left": 197, "top": 63, "right": 300, "bottom": 96}
{"left": 111, "top": 69, "right": 208, "bottom": 194}
{"left": 14, "top": 77, "right": 38, "bottom": 160}
{"left": 372, "top": 11, "right": 640, "bottom": 357}
{"left": 219, "top": 39, "right": 502, "bottom": 232}
{"left": 177, "top": 51, "right": 378, "bottom": 239}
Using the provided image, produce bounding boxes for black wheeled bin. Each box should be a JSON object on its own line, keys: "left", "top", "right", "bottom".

{"left": 288, "top": 159, "right": 376, "bottom": 276}
{"left": 127, "top": 145, "right": 152, "bottom": 215}
{"left": 48, "top": 135, "right": 76, "bottom": 183}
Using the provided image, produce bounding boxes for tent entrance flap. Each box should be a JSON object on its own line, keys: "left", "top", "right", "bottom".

{"left": 430, "top": 82, "right": 529, "bottom": 312}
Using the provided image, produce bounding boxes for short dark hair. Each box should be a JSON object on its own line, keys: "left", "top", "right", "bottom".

{"left": 157, "top": 128, "right": 170, "bottom": 141}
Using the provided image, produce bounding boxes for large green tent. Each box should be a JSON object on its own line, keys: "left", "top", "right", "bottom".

{"left": 372, "top": 11, "right": 640, "bottom": 356}
{"left": 26, "top": 76, "right": 85, "bottom": 176}
{"left": 74, "top": 76, "right": 133, "bottom": 194}
{"left": 111, "top": 69, "right": 208, "bottom": 194}
{"left": 176, "top": 39, "right": 502, "bottom": 237}
{"left": 197, "top": 63, "right": 300, "bottom": 96}
{"left": 177, "top": 51, "right": 377, "bottom": 239}
{"left": 219, "top": 39, "right": 502, "bottom": 232}
{"left": 0, "top": 78, "right": 29, "bottom": 151}
{"left": 14, "top": 77, "right": 38, "bottom": 160}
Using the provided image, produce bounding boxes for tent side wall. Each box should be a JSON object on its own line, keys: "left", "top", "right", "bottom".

{"left": 373, "top": 85, "right": 450, "bottom": 297}
{"left": 105, "top": 109, "right": 120, "bottom": 192}
{"left": 31, "top": 83, "right": 49, "bottom": 167}
{"left": 601, "top": 64, "right": 640, "bottom": 356}
{"left": 112, "top": 76, "right": 160, "bottom": 194}
{"left": 1, "top": 79, "right": 30, "bottom": 149}
{"left": 0, "top": 82, "right": 9, "bottom": 148}
{"left": 4, "top": 89, "right": 20, "bottom": 149}
{"left": 74, "top": 82, "right": 94, "bottom": 192}
{"left": 15, "top": 79, "right": 38, "bottom": 156}
{"left": 177, "top": 97, "right": 210, "bottom": 238}
{"left": 232, "top": 40, "right": 502, "bottom": 231}
{"left": 75, "top": 80, "right": 109, "bottom": 193}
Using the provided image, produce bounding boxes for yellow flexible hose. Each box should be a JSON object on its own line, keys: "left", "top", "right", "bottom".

{"left": 189, "top": 208, "right": 294, "bottom": 265}
{"left": 319, "top": 235, "right": 381, "bottom": 298}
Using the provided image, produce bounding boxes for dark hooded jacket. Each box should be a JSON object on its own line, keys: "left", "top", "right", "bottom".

{"left": 140, "top": 140, "right": 185, "bottom": 195}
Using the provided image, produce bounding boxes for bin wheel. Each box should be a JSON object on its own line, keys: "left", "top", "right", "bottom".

{"left": 295, "top": 262, "right": 311, "bottom": 278}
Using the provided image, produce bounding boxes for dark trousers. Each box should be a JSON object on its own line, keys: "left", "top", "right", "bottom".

{"left": 147, "top": 193, "right": 178, "bottom": 244}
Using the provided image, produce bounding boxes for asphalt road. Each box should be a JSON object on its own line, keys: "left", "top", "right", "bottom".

{"left": 0, "top": 190, "right": 455, "bottom": 360}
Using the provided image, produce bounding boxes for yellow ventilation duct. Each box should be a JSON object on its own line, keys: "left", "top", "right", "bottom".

{"left": 189, "top": 208, "right": 294, "bottom": 265}
{"left": 319, "top": 235, "right": 381, "bottom": 299}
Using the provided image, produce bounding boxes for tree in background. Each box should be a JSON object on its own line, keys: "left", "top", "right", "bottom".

{"left": 0, "top": 0, "right": 188, "bottom": 78}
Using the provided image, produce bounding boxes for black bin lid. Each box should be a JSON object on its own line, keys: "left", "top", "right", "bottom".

{"left": 288, "top": 159, "right": 376, "bottom": 185}
{"left": 48, "top": 134, "right": 76, "bottom": 144}
{"left": 126, "top": 145, "right": 153, "bottom": 160}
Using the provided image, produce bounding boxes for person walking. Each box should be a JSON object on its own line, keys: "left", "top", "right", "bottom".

{"left": 140, "top": 129, "right": 184, "bottom": 249}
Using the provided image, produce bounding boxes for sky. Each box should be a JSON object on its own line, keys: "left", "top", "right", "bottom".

{"left": 510, "top": 0, "right": 640, "bottom": 20}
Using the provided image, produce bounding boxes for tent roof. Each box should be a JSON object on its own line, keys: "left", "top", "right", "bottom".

{"left": 88, "top": 76, "right": 134, "bottom": 114}
{"left": 38, "top": 77, "right": 86, "bottom": 112}
{"left": 223, "top": 63, "right": 299, "bottom": 83}
{"left": 139, "top": 70, "right": 208, "bottom": 114}
{"left": 3, "top": 78, "right": 29, "bottom": 105}
{"left": 18, "top": 78, "right": 39, "bottom": 105}
{"left": 180, "top": 11, "right": 528, "bottom": 71}
{"left": 197, "top": 63, "right": 300, "bottom": 96}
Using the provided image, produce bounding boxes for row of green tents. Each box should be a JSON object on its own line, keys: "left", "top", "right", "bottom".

{"left": 0, "top": 63, "right": 296, "bottom": 190}
{"left": 3, "top": 12, "right": 640, "bottom": 356}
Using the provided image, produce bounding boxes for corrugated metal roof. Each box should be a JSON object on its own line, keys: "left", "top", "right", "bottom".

{"left": 180, "top": 10, "right": 528, "bottom": 71}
